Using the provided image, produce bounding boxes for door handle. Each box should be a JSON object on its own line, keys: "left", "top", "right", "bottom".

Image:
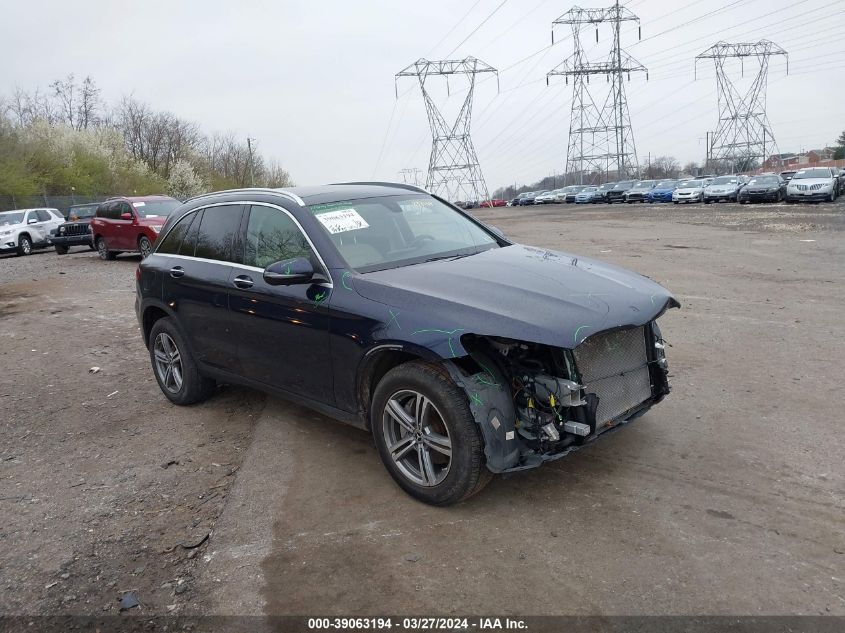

{"left": 169, "top": 266, "right": 184, "bottom": 278}
{"left": 233, "top": 275, "right": 254, "bottom": 289}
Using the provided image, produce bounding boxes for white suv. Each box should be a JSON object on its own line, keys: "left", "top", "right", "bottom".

{"left": 0, "top": 208, "right": 66, "bottom": 256}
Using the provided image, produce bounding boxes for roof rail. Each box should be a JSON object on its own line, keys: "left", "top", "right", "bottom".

{"left": 184, "top": 188, "right": 305, "bottom": 207}
{"left": 329, "top": 181, "right": 430, "bottom": 195}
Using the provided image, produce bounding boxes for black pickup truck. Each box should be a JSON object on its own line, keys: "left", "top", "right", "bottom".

{"left": 49, "top": 203, "right": 99, "bottom": 254}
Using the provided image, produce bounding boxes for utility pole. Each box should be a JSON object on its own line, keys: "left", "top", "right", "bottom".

{"left": 696, "top": 41, "right": 787, "bottom": 175}
{"left": 246, "top": 137, "right": 256, "bottom": 187}
{"left": 547, "top": 1, "right": 646, "bottom": 184}
{"left": 396, "top": 57, "right": 498, "bottom": 203}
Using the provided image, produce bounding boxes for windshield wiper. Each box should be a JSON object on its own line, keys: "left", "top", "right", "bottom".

{"left": 421, "top": 252, "right": 477, "bottom": 264}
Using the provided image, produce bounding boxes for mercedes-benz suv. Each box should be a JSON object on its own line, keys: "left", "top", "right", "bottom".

{"left": 136, "top": 183, "right": 678, "bottom": 505}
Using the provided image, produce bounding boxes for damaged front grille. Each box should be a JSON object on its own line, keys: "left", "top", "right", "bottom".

{"left": 572, "top": 325, "right": 652, "bottom": 430}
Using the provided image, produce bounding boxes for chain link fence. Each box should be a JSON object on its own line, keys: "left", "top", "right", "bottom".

{"left": 0, "top": 194, "right": 108, "bottom": 216}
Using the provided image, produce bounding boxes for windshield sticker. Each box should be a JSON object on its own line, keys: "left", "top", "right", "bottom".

{"left": 315, "top": 208, "right": 369, "bottom": 234}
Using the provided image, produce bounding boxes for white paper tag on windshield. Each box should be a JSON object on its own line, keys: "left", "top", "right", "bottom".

{"left": 134, "top": 201, "right": 145, "bottom": 207}
{"left": 316, "top": 208, "right": 369, "bottom": 234}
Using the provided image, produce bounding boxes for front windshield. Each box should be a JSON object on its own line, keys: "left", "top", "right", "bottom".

{"left": 793, "top": 169, "right": 831, "bottom": 179}
{"left": 679, "top": 180, "right": 703, "bottom": 188}
{"left": 711, "top": 176, "right": 739, "bottom": 185}
{"left": 309, "top": 195, "right": 499, "bottom": 272}
{"left": 633, "top": 181, "right": 655, "bottom": 189}
{"left": 68, "top": 204, "right": 98, "bottom": 219}
{"left": 655, "top": 180, "right": 676, "bottom": 188}
{"left": 581, "top": 187, "right": 597, "bottom": 192}
{"left": 613, "top": 181, "right": 634, "bottom": 189}
{"left": 133, "top": 200, "right": 180, "bottom": 218}
{"left": 598, "top": 183, "right": 614, "bottom": 191}
{"left": 749, "top": 176, "right": 778, "bottom": 185}
{"left": 0, "top": 211, "right": 25, "bottom": 225}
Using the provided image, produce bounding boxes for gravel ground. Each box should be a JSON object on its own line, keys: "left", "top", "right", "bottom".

{"left": 1, "top": 200, "right": 843, "bottom": 619}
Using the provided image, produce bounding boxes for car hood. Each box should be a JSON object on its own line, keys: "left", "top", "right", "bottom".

{"left": 705, "top": 184, "right": 739, "bottom": 192}
{"left": 650, "top": 188, "right": 674, "bottom": 194}
{"left": 675, "top": 187, "right": 702, "bottom": 194}
{"left": 138, "top": 217, "right": 168, "bottom": 227}
{"left": 353, "top": 244, "right": 679, "bottom": 354}
{"left": 788, "top": 178, "right": 832, "bottom": 187}
{"left": 0, "top": 222, "right": 24, "bottom": 230}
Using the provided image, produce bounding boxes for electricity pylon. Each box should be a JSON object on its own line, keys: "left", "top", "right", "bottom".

{"left": 696, "top": 40, "right": 788, "bottom": 174}
{"left": 396, "top": 57, "right": 498, "bottom": 203}
{"left": 398, "top": 168, "right": 423, "bottom": 187}
{"left": 546, "top": 1, "right": 648, "bottom": 184}
{"left": 547, "top": 1, "right": 646, "bottom": 185}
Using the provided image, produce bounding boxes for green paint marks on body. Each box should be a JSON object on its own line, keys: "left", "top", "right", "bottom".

{"left": 411, "top": 327, "right": 464, "bottom": 359}
{"left": 573, "top": 325, "right": 592, "bottom": 345}
{"left": 387, "top": 308, "right": 401, "bottom": 329}
{"left": 470, "top": 392, "right": 483, "bottom": 407}
{"left": 341, "top": 271, "right": 353, "bottom": 290}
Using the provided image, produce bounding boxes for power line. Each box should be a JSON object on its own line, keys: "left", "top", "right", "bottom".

{"left": 427, "top": 0, "right": 484, "bottom": 57}
{"left": 446, "top": 0, "right": 510, "bottom": 58}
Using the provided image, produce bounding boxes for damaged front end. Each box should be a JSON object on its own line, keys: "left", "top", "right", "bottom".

{"left": 444, "top": 322, "right": 672, "bottom": 473}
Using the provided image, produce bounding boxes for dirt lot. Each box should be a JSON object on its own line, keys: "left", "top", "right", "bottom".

{"left": 1, "top": 200, "right": 843, "bottom": 619}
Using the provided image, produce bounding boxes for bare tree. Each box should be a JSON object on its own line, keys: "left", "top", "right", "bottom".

{"left": 50, "top": 74, "right": 77, "bottom": 129}
{"left": 77, "top": 76, "right": 101, "bottom": 129}
{"left": 682, "top": 161, "right": 699, "bottom": 176}
{"left": 650, "top": 156, "right": 680, "bottom": 179}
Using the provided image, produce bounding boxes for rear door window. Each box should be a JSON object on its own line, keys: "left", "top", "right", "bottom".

{"left": 193, "top": 205, "right": 244, "bottom": 263}
{"left": 36, "top": 210, "right": 52, "bottom": 222}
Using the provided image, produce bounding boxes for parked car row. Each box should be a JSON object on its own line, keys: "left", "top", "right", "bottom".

{"left": 0, "top": 194, "right": 181, "bottom": 258}
{"left": 502, "top": 167, "right": 843, "bottom": 208}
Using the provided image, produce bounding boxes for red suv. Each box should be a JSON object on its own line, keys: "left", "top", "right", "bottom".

{"left": 90, "top": 195, "right": 181, "bottom": 260}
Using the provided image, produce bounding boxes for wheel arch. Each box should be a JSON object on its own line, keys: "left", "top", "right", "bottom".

{"left": 141, "top": 302, "right": 176, "bottom": 348}
{"left": 356, "top": 343, "right": 442, "bottom": 428}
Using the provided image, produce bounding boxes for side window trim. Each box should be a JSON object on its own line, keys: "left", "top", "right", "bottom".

{"left": 156, "top": 201, "right": 332, "bottom": 286}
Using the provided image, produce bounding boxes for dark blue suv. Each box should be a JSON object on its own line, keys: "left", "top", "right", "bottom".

{"left": 136, "top": 183, "right": 677, "bottom": 505}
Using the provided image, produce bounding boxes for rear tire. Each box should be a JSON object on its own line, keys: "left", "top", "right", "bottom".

{"left": 54, "top": 245, "right": 69, "bottom": 255}
{"left": 371, "top": 361, "right": 491, "bottom": 506}
{"left": 148, "top": 317, "right": 216, "bottom": 406}
{"left": 96, "top": 237, "right": 116, "bottom": 261}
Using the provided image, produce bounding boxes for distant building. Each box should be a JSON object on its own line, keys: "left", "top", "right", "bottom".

{"left": 762, "top": 153, "right": 799, "bottom": 169}
{"left": 763, "top": 148, "right": 839, "bottom": 170}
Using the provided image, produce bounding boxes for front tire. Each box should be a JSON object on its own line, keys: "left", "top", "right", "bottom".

{"left": 149, "top": 317, "right": 216, "bottom": 405}
{"left": 371, "top": 361, "right": 491, "bottom": 506}
{"left": 17, "top": 235, "right": 32, "bottom": 256}
{"left": 96, "top": 237, "right": 116, "bottom": 261}
{"left": 54, "top": 244, "right": 69, "bottom": 255}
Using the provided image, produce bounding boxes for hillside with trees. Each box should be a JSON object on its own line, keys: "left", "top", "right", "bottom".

{"left": 0, "top": 75, "right": 292, "bottom": 204}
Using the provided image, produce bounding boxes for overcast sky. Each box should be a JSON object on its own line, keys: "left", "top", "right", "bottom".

{"left": 0, "top": 0, "right": 841, "bottom": 190}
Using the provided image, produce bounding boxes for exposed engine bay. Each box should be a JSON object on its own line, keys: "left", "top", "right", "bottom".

{"left": 446, "top": 322, "right": 671, "bottom": 473}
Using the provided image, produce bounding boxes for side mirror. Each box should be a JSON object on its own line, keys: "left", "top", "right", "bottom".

{"left": 120, "top": 212, "right": 133, "bottom": 220}
{"left": 488, "top": 225, "right": 506, "bottom": 240}
{"left": 263, "top": 257, "right": 316, "bottom": 286}
{"left": 28, "top": 218, "right": 38, "bottom": 224}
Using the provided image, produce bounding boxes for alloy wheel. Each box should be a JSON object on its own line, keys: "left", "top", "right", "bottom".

{"left": 382, "top": 389, "right": 452, "bottom": 487}
{"left": 153, "top": 333, "right": 183, "bottom": 394}
{"left": 21, "top": 238, "right": 31, "bottom": 255}
{"left": 139, "top": 236, "right": 152, "bottom": 258}
{"left": 97, "top": 238, "right": 108, "bottom": 259}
